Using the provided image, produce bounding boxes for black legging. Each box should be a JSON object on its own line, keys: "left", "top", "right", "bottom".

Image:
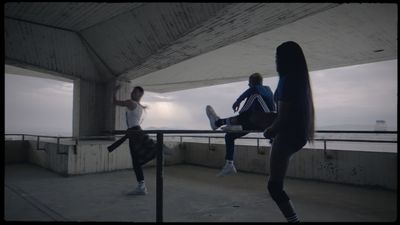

{"left": 267, "top": 134, "right": 306, "bottom": 217}
{"left": 223, "top": 111, "right": 276, "bottom": 160}
{"left": 128, "top": 126, "right": 145, "bottom": 182}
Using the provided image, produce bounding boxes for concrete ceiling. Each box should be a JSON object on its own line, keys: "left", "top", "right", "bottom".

{"left": 4, "top": 3, "right": 397, "bottom": 93}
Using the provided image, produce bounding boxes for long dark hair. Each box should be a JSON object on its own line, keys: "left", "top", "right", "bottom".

{"left": 276, "top": 41, "right": 315, "bottom": 142}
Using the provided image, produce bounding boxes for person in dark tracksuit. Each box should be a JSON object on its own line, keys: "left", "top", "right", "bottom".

{"left": 206, "top": 73, "right": 277, "bottom": 177}
{"left": 263, "top": 41, "right": 315, "bottom": 222}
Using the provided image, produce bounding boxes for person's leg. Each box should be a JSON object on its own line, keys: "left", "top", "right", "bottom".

{"left": 249, "top": 111, "right": 277, "bottom": 131}
{"left": 268, "top": 136, "right": 302, "bottom": 222}
{"left": 223, "top": 112, "right": 254, "bottom": 161}
{"left": 129, "top": 137, "right": 145, "bottom": 182}
{"left": 216, "top": 115, "right": 240, "bottom": 128}
{"left": 215, "top": 114, "right": 247, "bottom": 176}
{"left": 217, "top": 131, "right": 247, "bottom": 177}
{"left": 224, "top": 131, "right": 248, "bottom": 161}
{"left": 127, "top": 136, "right": 147, "bottom": 195}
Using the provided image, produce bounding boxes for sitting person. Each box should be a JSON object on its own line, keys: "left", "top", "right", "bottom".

{"left": 206, "top": 73, "right": 277, "bottom": 177}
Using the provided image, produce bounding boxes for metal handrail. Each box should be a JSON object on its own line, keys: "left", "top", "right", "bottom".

{"left": 5, "top": 134, "right": 78, "bottom": 154}
{"left": 4, "top": 129, "right": 398, "bottom": 222}
{"left": 5, "top": 131, "right": 397, "bottom": 154}
{"left": 314, "top": 130, "right": 397, "bottom": 134}
{"left": 161, "top": 134, "right": 397, "bottom": 143}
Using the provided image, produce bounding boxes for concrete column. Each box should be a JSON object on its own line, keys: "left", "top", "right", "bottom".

{"left": 113, "top": 80, "right": 133, "bottom": 131}
{"left": 72, "top": 79, "right": 132, "bottom": 137}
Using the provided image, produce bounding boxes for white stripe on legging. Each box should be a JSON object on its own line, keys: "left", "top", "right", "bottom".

{"left": 239, "top": 94, "right": 270, "bottom": 113}
{"left": 239, "top": 94, "right": 257, "bottom": 113}
{"left": 256, "top": 95, "right": 270, "bottom": 112}
{"left": 287, "top": 214, "right": 299, "bottom": 222}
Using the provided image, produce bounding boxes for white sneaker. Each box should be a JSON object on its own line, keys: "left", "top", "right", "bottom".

{"left": 216, "top": 163, "right": 237, "bottom": 177}
{"left": 221, "top": 125, "right": 243, "bottom": 131}
{"left": 206, "top": 105, "right": 220, "bottom": 130}
{"left": 126, "top": 184, "right": 148, "bottom": 195}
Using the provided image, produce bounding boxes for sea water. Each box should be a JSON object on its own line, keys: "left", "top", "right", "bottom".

{"left": 163, "top": 132, "right": 397, "bottom": 153}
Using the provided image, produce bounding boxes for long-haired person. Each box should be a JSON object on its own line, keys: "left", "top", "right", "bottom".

{"left": 263, "top": 41, "right": 315, "bottom": 222}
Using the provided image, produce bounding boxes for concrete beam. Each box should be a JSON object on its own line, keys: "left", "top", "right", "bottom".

{"left": 120, "top": 3, "right": 338, "bottom": 81}
{"left": 4, "top": 18, "right": 113, "bottom": 83}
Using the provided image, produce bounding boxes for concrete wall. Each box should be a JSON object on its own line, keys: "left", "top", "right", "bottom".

{"left": 67, "top": 140, "right": 183, "bottom": 175}
{"left": 73, "top": 79, "right": 112, "bottom": 137}
{"left": 5, "top": 140, "right": 396, "bottom": 190}
{"left": 182, "top": 142, "right": 397, "bottom": 190}
{"left": 73, "top": 76, "right": 134, "bottom": 137}
{"left": 18, "top": 139, "right": 183, "bottom": 176}
{"left": 27, "top": 141, "right": 70, "bottom": 176}
{"left": 4, "top": 140, "right": 29, "bottom": 164}
{"left": 182, "top": 142, "right": 269, "bottom": 174}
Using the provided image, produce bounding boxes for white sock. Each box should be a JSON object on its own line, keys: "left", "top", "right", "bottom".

{"left": 286, "top": 213, "right": 300, "bottom": 222}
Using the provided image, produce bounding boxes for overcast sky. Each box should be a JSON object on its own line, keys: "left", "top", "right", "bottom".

{"left": 4, "top": 59, "right": 397, "bottom": 136}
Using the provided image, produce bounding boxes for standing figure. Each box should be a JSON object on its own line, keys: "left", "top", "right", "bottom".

{"left": 264, "top": 41, "right": 315, "bottom": 222}
{"left": 112, "top": 85, "right": 150, "bottom": 195}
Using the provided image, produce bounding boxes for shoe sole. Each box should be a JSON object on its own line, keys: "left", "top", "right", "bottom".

{"left": 216, "top": 170, "right": 237, "bottom": 177}
{"left": 126, "top": 192, "right": 147, "bottom": 195}
{"left": 206, "top": 105, "right": 219, "bottom": 130}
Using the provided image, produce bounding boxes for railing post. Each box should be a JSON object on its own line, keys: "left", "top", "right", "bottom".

{"left": 22, "top": 134, "right": 25, "bottom": 141}
{"left": 156, "top": 132, "right": 164, "bottom": 222}
{"left": 37, "top": 136, "right": 40, "bottom": 150}
{"left": 74, "top": 138, "right": 78, "bottom": 154}
{"left": 57, "top": 137, "right": 60, "bottom": 154}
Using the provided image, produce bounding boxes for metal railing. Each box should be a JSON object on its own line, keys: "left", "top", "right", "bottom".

{"left": 109, "top": 129, "right": 397, "bottom": 222}
{"left": 4, "top": 134, "right": 119, "bottom": 155}
{"left": 162, "top": 134, "right": 397, "bottom": 155}
{"left": 4, "top": 130, "right": 397, "bottom": 222}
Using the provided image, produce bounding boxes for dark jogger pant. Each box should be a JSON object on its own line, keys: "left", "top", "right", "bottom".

{"left": 128, "top": 126, "right": 145, "bottom": 182}
{"left": 224, "top": 111, "right": 277, "bottom": 160}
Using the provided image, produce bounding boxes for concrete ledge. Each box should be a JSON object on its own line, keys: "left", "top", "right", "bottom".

{"left": 5, "top": 140, "right": 397, "bottom": 190}
{"left": 182, "top": 142, "right": 397, "bottom": 190}
{"left": 27, "top": 141, "right": 70, "bottom": 176}
{"left": 24, "top": 139, "right": 184, "bottom": 176}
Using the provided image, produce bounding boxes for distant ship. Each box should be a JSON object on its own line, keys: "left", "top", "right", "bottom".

{"left": 374, "top": 120, "right": 387, "bottom": 131}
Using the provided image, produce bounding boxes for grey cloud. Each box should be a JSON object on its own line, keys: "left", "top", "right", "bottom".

{"left": 4, "top": 60, "right": 397, "bottom": 134}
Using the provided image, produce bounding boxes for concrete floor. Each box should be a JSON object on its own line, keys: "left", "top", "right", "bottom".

{"left": 4, "top": 163, "right": 397, "bottom": 222}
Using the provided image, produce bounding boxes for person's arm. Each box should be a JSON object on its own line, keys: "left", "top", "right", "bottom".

{"left": 264, "top": 100, "right": 291, "bottom": 138}
{"left": 113, "top": 85, "right": 136, "bottom": 110}
{"left": 260, "top": 85, "right": 276, "bottom": 112}
{"left": 232, "top": 87, "right": 253, "bottom": 112}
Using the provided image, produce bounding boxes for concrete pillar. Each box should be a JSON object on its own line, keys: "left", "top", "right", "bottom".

{"left": 72, "top": 79, "right": 132, "bottom": 137}
{"left": 113, "top": 81, "right": 133, "bottom": 131}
